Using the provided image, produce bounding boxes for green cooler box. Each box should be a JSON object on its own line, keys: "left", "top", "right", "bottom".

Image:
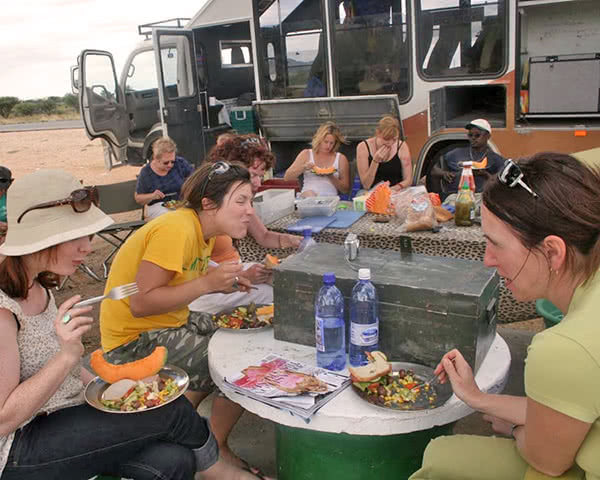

{"left": 230, "top": 106, "right": 257, "bottom": 134}
{"left": 272, "top": 243, "right": 499, "bottom": 373}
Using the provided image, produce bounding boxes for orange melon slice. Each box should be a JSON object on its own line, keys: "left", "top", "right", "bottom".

{"left": 90, "top": 346, "right": 167, "bottom": 384}
{"left": 366, "top": 182, "right": 393, "bottom": 215}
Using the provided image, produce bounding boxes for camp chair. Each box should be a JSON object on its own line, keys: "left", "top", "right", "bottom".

{"left": 96, "top": 180, "right": 146, "bottom": 278}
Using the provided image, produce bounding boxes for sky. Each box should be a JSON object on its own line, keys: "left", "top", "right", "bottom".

{"left": 0, "top": 0, "right": 207, "bottom": 100}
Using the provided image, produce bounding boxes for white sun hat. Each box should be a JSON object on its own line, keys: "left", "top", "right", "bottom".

{"left": 0, "top": 170, "right": 113, "bottom": 256}
{"left": 465, "top": 119, "right": 492, "bottom": 134}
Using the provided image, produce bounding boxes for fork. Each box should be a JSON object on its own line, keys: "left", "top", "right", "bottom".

{"left": 414, "top": 373, "right": 440, "bottom": 390}
{"left": 73, "top": 282, "right": 139, "bottom": 308}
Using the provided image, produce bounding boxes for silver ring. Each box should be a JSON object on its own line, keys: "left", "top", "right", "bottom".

{"left": 233, "top": 276, "right": 239, "bottom": 289}
{"left": 62, "top": 313, "right": 72, "bottom": 325}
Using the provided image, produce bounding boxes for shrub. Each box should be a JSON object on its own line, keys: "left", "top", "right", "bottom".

{"left": 0, "top": 97, "right": 19, "bottom": 118}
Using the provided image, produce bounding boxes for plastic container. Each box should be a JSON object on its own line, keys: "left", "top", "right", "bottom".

{"left": 349, "top": 268, "right": 380, "bottom": 367}
{"left": 297, "top": 228, "right": 317, "bottom": 252}
{"left": 536, "top": 299, "right": 564, "bottom": 329}
{"left": 315, "top": 272, "right": 346, "bottom": 371}
{"left": 352, "top": 194, "right": 367, "bottom": 212}
{"left": 455, "top": 182, "right": 475, "bottom": 227}
{"left": 297, "top": 196, "right": 339, "bottom": 217}
{"left": 257, "top": 179, "right": 301, "bottom": 194}
{"left": 230, "top": 106, "right": 256, "bottom": 134}
{"left": 253, "top": 189, "right": 295, "bottom": 225}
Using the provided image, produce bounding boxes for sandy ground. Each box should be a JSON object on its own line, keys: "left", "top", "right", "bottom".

{"left": 1, "top": 128, "right": 140, "bottom": 353}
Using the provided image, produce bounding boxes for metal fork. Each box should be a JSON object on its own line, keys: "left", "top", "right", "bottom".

{"left": 414, "top": 372, "right": 440, "bottom": 390}
{"left": 73, "top": 282, "right": 139, "bottom": 308}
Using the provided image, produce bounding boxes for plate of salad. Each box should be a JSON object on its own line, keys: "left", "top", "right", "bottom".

{"left": 213, "top": 303, "right": 274, "bottom": 332}
{"left": 84, "top": 365, "right": 189, "bottom": 413}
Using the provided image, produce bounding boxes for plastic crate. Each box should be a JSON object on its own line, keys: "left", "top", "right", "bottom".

{"left": 230, "top": 106, "right": 256, "bottom": 134}
{"left": 297, "top": 196, "right": 339, "bottom": 217}
{"left": 253, "top": 189, "right": 295, "bottom": 225}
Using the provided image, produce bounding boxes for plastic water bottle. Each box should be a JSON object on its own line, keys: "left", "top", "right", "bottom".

{"left": 349, "top": 268, "right": 379, "bottom": 367}
{"left": 298, "top": 228, "right": 317, "bottom": 252}
{"left": 315, "top": 272, "right": 346, "bottom": 371}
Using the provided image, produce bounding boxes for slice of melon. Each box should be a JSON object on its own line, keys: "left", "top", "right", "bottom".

{"left": 256, "top": 304, "right": 274, "bottom": 316}
{"left": 90, "top": 346, "right": 168, "bottom": 384}
{"left": 263, "top": 254, "right": 280, "bottom": 269}
{"left": 312, "top": 166, "right": 337, "bottom": 175}
{"left": 366, "top": 182, "right": 393, "bottom": 215}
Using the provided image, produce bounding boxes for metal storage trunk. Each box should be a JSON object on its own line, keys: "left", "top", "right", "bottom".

{"left": 273, "top": 244, "right": 499, "bottom": 373}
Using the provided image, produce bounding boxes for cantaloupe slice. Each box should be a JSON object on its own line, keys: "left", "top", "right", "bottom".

{"left": 366, "top": 182, "right": 393, "bottom": 215}
{"left": 90, "top": 346, "right": 167, "bottom": 384}
{"left": 263, "top": 254, "right": 280, "bottom": 269}
{"left": 312, "top": 166, "right": 337, "bottom": 175}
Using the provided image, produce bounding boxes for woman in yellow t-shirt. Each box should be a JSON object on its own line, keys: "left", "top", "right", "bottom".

{"left": 410, "top": 152, "right": 600, "bottom": 480}
{"left": 99, "top": 162, "right": 271, "bottom": 477}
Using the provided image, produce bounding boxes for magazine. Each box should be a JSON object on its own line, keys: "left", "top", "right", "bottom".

{"left": 223, "top": 354, "right": 351, "bottom": 421}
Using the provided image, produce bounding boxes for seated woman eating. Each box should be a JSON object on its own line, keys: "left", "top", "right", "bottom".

{"left": 189, "top": 134, "right": 301, "bottom": 314}
{"left": 410, "top": 152, "right": 600, "bottom": 480}
{"left": 356, "top": 115, "right": 412, "bottom": 192}
{"left": 100, "top": 162, "right": 269, "bottom": 477}
{"left": 0, "top": 169, "right": 261, "bottom": 480}
{"left": 284, "top": 122, "right": 351, "bottom": 197}
{"left": 134, "top": 137, "right": 195, "bottom": 219}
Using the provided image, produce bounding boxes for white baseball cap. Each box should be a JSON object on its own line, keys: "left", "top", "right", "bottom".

{"left": 465, "top": 119, "right": 491, "bottom": 134}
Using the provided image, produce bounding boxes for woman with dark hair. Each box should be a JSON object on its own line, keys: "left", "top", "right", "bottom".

{"left": 0, "top": 169, "right": 264, "bottom": 480}
{"left": 188, "top": 135, "right": 301, "bottom": 317}
{"left": 410, "top": 152, "right": 600, "bottom": 480}
{"left": 100, "top": 162, "right": 270, "bottom": 478}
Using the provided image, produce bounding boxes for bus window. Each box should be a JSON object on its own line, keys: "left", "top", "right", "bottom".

{"left": 331, "top": 0, "right": 411, "bottom": 101}
{"left": 259, "top": 0, "right": 328, "bottom": 99}
{"left": 417, "top": 0, "right": 506, "bottom": 80}
{"left": 220, "top": 40, "right": 253, "bottom": 68}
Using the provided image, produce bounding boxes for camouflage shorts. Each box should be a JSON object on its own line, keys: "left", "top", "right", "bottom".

{"left": 102, "top": 312, "right": 218, "bottom": 392}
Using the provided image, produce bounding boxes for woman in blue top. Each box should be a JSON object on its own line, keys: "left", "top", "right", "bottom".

{"left": 135, "top": 137, "right": 194, "bottom": 219}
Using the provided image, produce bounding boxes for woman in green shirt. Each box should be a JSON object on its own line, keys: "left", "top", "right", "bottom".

{"left": 411, "top": 153, "right": 600, "bottom": 480}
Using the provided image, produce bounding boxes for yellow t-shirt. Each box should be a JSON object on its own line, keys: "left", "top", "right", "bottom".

{"left": 100, "top": 208, "right": 215, "bottom": 352}
{"left": 525, "top": 271, "right": 600, "bottom": 479}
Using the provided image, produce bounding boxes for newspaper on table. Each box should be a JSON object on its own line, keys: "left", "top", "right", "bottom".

{"left": 223, "top": 353, "right": 350, "bottom": 421}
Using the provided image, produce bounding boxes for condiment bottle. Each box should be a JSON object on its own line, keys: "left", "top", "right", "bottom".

{"left": 455, "top": 182, "right": 475, "bottom": 227}
{"left": 458, "top": 161, "right": 476, "bottom": 193}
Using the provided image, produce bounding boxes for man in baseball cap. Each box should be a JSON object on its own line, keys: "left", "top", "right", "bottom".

{"left": 430, "top": 118, "right": 505, "bottom": 198}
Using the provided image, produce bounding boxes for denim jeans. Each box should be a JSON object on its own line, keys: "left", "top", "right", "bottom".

{"left": 1, "top": 397, "right": 218, "bottom": 480}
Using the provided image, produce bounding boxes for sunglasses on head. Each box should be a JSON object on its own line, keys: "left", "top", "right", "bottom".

{"left": 241, "top": 137, "right": 262, "bottom": 148}
{"left": 498, "top": 159, "right": 538, "bottom": 198}
{"left": 198, "top": 161, "right": 247, "bottom": 203}
{"left": 17, "top": 186, "right": 99, "bottom": 224}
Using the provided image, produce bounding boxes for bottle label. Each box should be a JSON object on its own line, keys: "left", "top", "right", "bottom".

{"left": 315, "top": 317, "right": 325, "bottom": 352}
{"left": 469, "top": 208, "right": 475, "bottom": 220}
{"left": 350, "top": 321, "right": 379, "bottom": 347}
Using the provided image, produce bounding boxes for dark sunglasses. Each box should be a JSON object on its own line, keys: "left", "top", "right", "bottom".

{"left": 198, "top": 161, "right": 247, "bottom": 204}
{"left": 498, "top": 160, "right": 538, "bottom": 198}
{"left": 17, "top": 186, "right": 99, "bottom": 224}
{"left": 467, "top": 132, "right": 485, "bottom": 139}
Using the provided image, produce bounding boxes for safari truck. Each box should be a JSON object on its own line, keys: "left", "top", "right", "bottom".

{"left": 73, "top": 0, "right": 600, "bottom": 185}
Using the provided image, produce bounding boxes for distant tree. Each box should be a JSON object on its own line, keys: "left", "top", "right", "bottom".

{"left": 0, "top": 96, "right": 19, "bottom": 118}
{"left": 12, "top": 102, "right": 38, "bottom": 116}
{"left": 63, "top": 93, "right": 79, "bottom": 110}
{"left": 39, "top": 98, "right": 58, "bottom": 115}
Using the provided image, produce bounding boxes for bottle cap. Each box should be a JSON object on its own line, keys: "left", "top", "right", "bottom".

{"left": 358, "top": 268, "right": 371, "bottom": 280}
{"left": 323, "top": 272, "right": 336, "bottom": 284}
{"left": 303, "top": 228, "right": 312, "bottom": 237}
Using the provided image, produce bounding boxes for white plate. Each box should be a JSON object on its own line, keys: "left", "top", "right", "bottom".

{"left": 84, "top": 365, "right": 189, "bottom": 414}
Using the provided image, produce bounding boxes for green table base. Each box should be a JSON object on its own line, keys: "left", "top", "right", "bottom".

{"left": 276, "top": 423, "right": 455, "bottom": 480}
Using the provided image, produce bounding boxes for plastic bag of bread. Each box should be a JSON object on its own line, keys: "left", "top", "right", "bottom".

{"left": 394, "top": 186, "right": 438, "bottom": 232}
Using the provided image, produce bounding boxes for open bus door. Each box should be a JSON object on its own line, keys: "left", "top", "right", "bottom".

{"left": 152, "top": 29, "right": 205, "bottom": 167}
{"left": 75, "top": 50, "right": 129, "bottom": 156}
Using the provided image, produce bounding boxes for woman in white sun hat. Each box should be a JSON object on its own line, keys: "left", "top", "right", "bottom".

{"left": 0, "top": 170, "right": 266, "bottom": 480}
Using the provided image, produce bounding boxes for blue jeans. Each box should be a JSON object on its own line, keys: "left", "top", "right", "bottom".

{"left": 1, "top": 397, "right": 218, "bottom": 480}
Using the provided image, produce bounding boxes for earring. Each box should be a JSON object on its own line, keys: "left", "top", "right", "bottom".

{"left": 549, "top": 268, "right": 559, "bottom": 276}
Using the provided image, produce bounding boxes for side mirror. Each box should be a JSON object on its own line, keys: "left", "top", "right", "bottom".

{"left": 71, "top": 65, "right": 80, "bottom": 94}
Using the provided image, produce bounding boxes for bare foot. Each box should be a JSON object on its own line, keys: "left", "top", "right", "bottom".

{"left": 219, "top": 446, "right": 247, "bottom": 470}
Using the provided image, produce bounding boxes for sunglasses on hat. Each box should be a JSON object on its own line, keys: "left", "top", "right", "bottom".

{"left": 0, "top": 178, "right": 13, "bottom": 188}
{"left": 498, "top": 160, "right": 538, "bottom": 198}
{"left": 17, "top": 186, "right": 99, "bottom": 224}
{"left": 198, "top": 161, "right": 248, "bottom": 203}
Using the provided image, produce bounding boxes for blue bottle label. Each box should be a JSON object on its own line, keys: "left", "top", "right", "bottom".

{"left": 350, "top": 321, "right": 379, "bottom": 347}
{"left": 315, "top": 317, "right": 325, "bottom": 352}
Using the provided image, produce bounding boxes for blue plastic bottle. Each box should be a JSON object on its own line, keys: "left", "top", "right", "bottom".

{"left": 315, "top": 272, "right": 346, "bottom": 371}
{"left": 349, "top": 268, "right": 379, "bottom": 367}
{"left": 298, "top": 228, "right": 317, "bottom": 252}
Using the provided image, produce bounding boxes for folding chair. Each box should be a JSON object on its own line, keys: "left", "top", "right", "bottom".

{"left": 96, "top": 180, "right": 146, "bottom": 278}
